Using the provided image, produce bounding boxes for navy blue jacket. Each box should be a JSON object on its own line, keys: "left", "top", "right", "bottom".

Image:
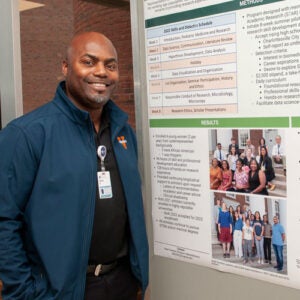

{"left": 0, "top": 82, "right": 149, "bottom": 299}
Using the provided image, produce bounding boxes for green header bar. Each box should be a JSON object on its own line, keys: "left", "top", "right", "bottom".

{"left": 291, "top": 117, "right": 300, "bottom": 127}
{"left": 150, "top": 117, "right": 289, "bottom": 128}
{"left": 145, "top": 0, "right": 284, "bottom": 28}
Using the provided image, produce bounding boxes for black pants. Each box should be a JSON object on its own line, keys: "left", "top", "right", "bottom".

{"left": 215, "top": 223, "right": 219, "bottom": 241}
{"left": 264, "top": 237, "right": 272, "bottom": 262}
{"left": 85, "top": 260, "right": 139, "bottom": 300}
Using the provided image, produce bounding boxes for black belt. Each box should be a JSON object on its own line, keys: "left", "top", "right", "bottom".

{"left": 86, "top": 261, "right": 118, "bottom": 277}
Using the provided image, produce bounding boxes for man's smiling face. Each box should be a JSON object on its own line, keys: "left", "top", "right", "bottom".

{"left": 62, "top": 32, "right": 119, "bottom": 111}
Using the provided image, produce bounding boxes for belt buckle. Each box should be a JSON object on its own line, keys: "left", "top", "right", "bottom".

{"left": 94, "top": 264, "right": 102, "bottom": 276}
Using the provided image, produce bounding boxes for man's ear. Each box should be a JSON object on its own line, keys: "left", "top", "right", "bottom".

{"left": 62, "top": 60, "right": 68, "bottom": 77}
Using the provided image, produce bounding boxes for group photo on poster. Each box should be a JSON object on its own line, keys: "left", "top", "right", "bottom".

{"left": 210, "top": 192, "right": 287, "bottom": 275}
{"left": 209, "top": 129, "right": 287, "bottom": 198}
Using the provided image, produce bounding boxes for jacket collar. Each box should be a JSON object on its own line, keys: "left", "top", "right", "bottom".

{"left": 53, "top": 81, "right": 90, "bottom": 125}
{"left": 53, "top": 81, "right": 129, "bottom": 134}
{"left": 103, "top": 99, "right": 128, "bottom": 139}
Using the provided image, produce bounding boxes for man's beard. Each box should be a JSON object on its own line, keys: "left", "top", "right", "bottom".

{"left": 94, "top": 94, "right": 109, "bottom": 105}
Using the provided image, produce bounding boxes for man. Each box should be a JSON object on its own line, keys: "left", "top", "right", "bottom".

{"left": 272, "top": 216, "right": 285, "bottom": 272}
{"left": 271, "top": 135, "right": 286, "bottom": 174}
{"left": 228, "top": 137, "right": 239, "bottom": 156}
{"left": 0, "top": 32, "right": 148, "bottom": 299}
{"left": 213, "top": 143, "right": 227, "bottom": 164}
{"left": 214, "top": 198, "right": 222, "bottom": 241}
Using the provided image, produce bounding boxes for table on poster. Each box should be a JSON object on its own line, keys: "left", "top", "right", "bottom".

{"left": 146, "top": 13, "right": 238, "bottom": 116}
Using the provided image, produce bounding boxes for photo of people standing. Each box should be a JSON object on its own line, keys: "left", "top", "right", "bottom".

{"left": 211, "top": 193, "right": 287, "bottom": 274}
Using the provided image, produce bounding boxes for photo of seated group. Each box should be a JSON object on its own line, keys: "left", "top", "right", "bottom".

{"left": 211, "top": 192, "right": 287, "bottom": 274}
{"left": 209, "top": 129, "right": 286, "bottom": 198}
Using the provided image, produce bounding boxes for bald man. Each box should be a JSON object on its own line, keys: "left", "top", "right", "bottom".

{"left": 0, "top": 32, "right": 148, "bottom": 299}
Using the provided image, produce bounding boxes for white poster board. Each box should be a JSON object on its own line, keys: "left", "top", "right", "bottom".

{"left": 143, "top": 0, "right": 300, "bottom": 290}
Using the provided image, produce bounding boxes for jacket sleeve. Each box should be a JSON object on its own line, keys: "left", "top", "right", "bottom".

{"left": 0, "top": 124, "right": 38, "bottom": 299}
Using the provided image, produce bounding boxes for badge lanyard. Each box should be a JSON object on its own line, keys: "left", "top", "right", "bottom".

{"left": 97, "top": 145, "right": 113, "bottom": 199}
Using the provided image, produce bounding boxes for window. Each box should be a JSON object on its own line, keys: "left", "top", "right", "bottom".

{"left": 238, "top": 130, "right": 250, "bottom": 149}
{"left": 245, "top": 195, "right": 250, "bottom": 205}
{"left": 275, "top": 200, "right": 280, "bottom": 219}
{"left": 225, "top": 193, "right": 236, "bottom": 199}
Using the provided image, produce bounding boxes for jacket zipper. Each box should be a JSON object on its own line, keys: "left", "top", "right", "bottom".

{"left": 79, "top": 119, "right": 97, "bottom": 299}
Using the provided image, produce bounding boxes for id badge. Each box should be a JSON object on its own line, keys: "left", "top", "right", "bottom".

{"left": 97, "top": 171, "right": 113, "bottom": 199}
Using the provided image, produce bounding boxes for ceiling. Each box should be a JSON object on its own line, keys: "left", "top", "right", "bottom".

{"left": 19, "top": 0, "right": 45, "bottom": 12}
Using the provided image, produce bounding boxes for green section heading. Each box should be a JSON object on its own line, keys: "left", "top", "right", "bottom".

{"left": 150, "top": 117, "right": 289, "bottom": 128}
{"left": 291, "top": 117, "right": 300, "bottom": 127}
{"left": 145, "top": 0, "right": 284, "bottom": 28}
